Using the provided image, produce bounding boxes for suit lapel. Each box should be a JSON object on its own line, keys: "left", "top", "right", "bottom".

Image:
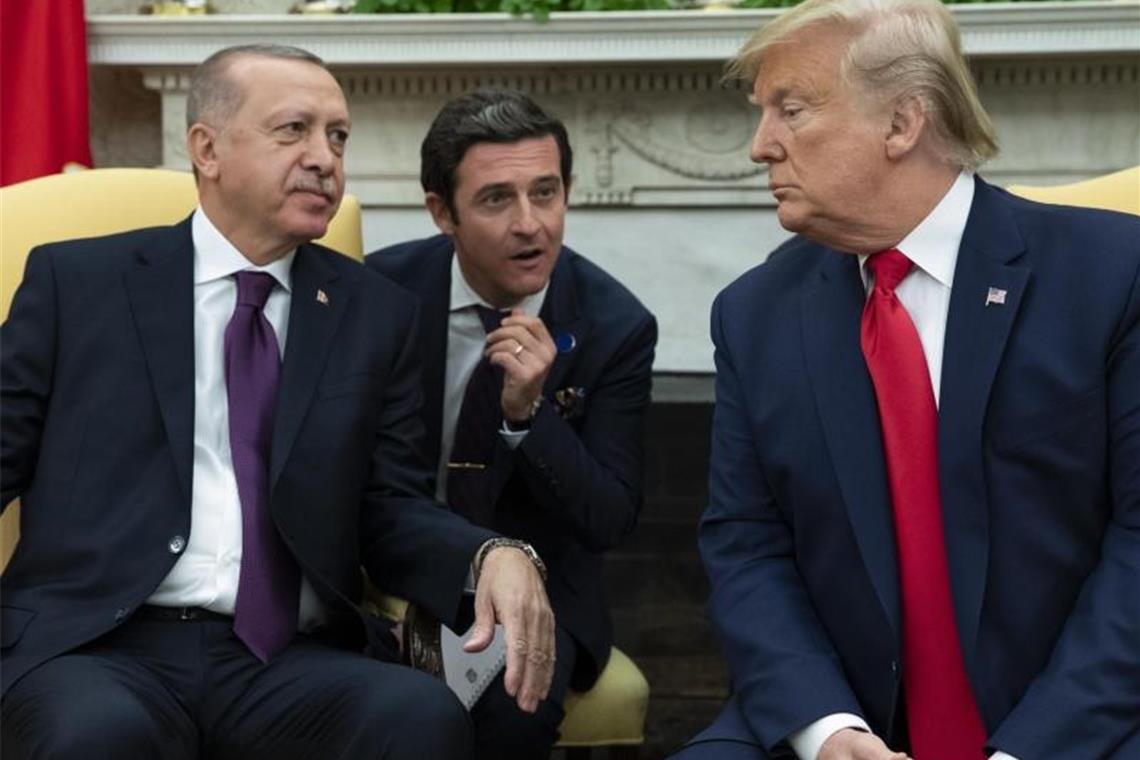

{"left": 541, "top": 250, "right": 592, "bottom": 394}
{"left": 415, "top": 249, "right": 454, "bottom": 465}
{"left": 938, "top": 177, "right": 1029, "bottom": 666}
{"left": 801, "top": 251, "right": 901, "bottom": 640}
{"left": 124, "top": 219, "right": 196, "bottom": 504}
{"left": 270, "top": 245, "right": 348, "bottom": 488}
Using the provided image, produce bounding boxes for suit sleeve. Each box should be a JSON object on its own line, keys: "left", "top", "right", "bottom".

{"left": 989, "top": 254, "right": 1140, "bottom": 758}
{"left": 512, "top": 312, "right": 657, "bottom": 552}
{"left": 358, "top": 298, "right": 496, "bottom": 629}
{"left": 699, "top": 292, "right": 864, "bottom": 752}
{"left": 1, "top": 246, "right": 57, "bottom": 511}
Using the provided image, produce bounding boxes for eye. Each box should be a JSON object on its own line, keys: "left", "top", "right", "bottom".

{"left": 277, "top": 121, "right": 306, "bottom": 139}
{"left": 532, "top": 183, "right": 560, "bottom": 201}
{"left": 329, "top": 128, "right": 349, "bottom": 153}
{"left": 782, "top": 105, "right": 804, "bottom": 119}
{"left": 482, "top": 190, "right": 511, "bottom": 207}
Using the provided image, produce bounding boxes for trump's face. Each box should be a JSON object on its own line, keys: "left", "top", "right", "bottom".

{"left": 193, "top": 55, "right": 350, "bottom": 261}
{"left": 748, "top": 24, "right": 893, "bottom": 252}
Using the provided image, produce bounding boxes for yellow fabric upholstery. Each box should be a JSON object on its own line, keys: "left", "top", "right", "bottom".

{"left": 558, "top": 646, "right": 650, "bottom": 748}
{"left": 1008, "top": 166, "right": 1140, "bottom": 216}
{"left": 0, "top": 167, "right": 363, "bottom": 569}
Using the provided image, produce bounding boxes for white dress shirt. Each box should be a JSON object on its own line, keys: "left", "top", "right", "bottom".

{"left": 790, "top": 173, "right": 1017, "bottom": 760}
{"left": 436, "top": 253, "right": 547, "bottom": 502}
{"left": 147, "top": 208, "right": 327, "bottom": 631}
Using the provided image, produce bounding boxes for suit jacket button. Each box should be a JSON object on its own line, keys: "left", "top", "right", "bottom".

{"left": 168, "top": 535, "right": 186, "bottom": 554}
{"left": 890, "top": 660, "right": 901, "bottom": 680}
{"left": 114, "top": 607, "right": 130, "bottom": 621}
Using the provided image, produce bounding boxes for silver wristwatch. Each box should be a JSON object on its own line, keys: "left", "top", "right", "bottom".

{"left": 474, "top": 538, "right": 547, "bottom": 583}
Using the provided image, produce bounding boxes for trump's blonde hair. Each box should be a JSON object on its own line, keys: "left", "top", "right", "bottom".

{"left": 729, "top": 0, "right": 998, "bottom": 169}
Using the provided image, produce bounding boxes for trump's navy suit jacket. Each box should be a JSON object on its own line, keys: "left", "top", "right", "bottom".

{"left": 367, "top": 236, "right": 656, "bottom": 688}
{"left": 0, "top": 218, "right": 494, "bottom": 695}
{"left": 700, "top": 177, "right": 1140, "bottom": 758}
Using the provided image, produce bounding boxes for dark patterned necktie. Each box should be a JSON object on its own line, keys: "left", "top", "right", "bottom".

{"left": 447, "top": 305, "right": 507, "bottom": 525}
{"left": 225, "top": 271, "right": 300, "bottom": 662}
{"left": 861, "top": 249, "right": 987, "bottom": 758}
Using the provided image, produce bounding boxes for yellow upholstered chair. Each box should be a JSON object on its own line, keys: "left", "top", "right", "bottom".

{"left": 1008, "top": 165, "right": 1140, "bottom": 216}
{"left": 0, "top": 167, "right": 363, "bottom": 569}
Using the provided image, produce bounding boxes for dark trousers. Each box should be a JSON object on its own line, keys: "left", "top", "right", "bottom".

{"left": 1, "top": 613, "right": 472, "bottom": 760}
{"left": 470, "top": 624, "right": 576, "bottom": 760}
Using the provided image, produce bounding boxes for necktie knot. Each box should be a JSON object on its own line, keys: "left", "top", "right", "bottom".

{"left": 235, "top": 271, "right": 277, "bottom": 310}
{"left": 475, "top": 305, "right": 507, "bottom": 335}
{"left": 866, "top": 248, "right": 913, "bottom": 293}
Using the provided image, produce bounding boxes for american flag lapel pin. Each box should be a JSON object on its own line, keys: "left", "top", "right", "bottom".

{"left": 985, "top": 287, "right": 1007, "bottom": 307}
{"left": 316, "top": 289, "right": 330, "bottom": 306}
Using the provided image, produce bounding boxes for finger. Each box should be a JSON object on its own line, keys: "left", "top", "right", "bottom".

{"left": 500, "top": 608, "right": 528, "bottom": 700}
{"left": 487, "top": 347, "right": 527, "bottom": 376}
{"left": 463, "top": 590, "right": 496, "bottom": 653}
{"left": 487, "top": 324, "right": 545, "bottom": 355}
{"left": 521, "top": 597, "right": 555, "bottom": 709}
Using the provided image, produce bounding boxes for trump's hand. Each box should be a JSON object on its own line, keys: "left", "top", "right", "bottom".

{"left": 465, "top": 545, "right": 555, "bottom": 713}
{"left": 485, "top": 310, "right": 556, "bottom": 423}
{"left": 819, "top": 729, "right": 911, "bottom": 760}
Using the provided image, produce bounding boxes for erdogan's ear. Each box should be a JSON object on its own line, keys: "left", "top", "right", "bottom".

{"left": 425, "top": 192, "right": 457, "bottom": 235}
{"left": 885, "top": 95, "right": 927, "bottom": 161}
{"left": 187, "top": 123, "right": 221, "bottom": 181}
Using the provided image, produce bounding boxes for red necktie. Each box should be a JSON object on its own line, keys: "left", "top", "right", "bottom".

{"left": 860, "top": 249, "right": 987, "bottom": 759}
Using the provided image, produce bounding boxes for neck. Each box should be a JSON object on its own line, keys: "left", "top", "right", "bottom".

{"left": 835, "top": 162, "right": 960, "bottom": 255}
{"left": 198, "top": 197, "right": 295, "bottom": 267}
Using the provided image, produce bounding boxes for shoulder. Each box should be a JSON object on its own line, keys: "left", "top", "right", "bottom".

{"left": 32, "top": 223, "right": 183, "bottom": 273}
{"left": 364, "top": 234, "right": 451, "bottom": 285}
{"left": 716, "top": 234, "right": 831, "bottom": 317}
{"left": 559, "top": 247, "right": 654, "bottom": 332}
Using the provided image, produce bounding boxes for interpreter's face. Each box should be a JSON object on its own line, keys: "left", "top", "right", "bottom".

{"left": 749, "top": 25, "right": 891, "bottom": 249}
{"left": 208, "top": 56, "right": 349, "bottom": 259}
{"left": 429, "top": 136, "right": 566, "bottom": 309}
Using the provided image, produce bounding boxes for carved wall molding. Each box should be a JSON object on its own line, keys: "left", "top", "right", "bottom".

{"left": 89, "top": 4, "right": 1140, "bottom": 67}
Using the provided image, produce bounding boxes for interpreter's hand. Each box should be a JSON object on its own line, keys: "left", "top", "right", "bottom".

{"left": 465, "top": 546, "right": 555, "bottom": 713}
{"left": 819, "top": 728, "right": 911, "bottom": 760}
{"left": 486, "top": 310, "right": 557, "bottom": 423}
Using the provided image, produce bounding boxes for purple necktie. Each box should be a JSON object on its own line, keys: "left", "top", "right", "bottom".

{"left": 225, "top": 271, "right": 299, "bottom": 662}
{"left": 447, "top": 306, "right": 507, "bottom": 525}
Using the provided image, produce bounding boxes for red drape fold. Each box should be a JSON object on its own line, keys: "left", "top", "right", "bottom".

{"left": 0, "top": 0, "right": 93, "bottom": 187}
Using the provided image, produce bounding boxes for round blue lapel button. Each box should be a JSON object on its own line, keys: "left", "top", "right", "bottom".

{"left": 554, "top": 331, "right": 577, "bottom": 354}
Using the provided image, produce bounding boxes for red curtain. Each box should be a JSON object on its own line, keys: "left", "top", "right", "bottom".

{"left": 0, "top": 0, "right": 93, "bottom": 187}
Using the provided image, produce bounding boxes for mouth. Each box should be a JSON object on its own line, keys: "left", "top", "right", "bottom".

{"left": 509, "top": 247, "right": 545, "bottom": 263}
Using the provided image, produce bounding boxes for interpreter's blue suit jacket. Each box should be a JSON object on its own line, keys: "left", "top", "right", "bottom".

{"left": 0, "top": 218, "right": 494, "bottom": 696}
{"left": 699, "top": 177, "right": 1140, "bottom": 758}
{"left": 367, "top": 236, "right": 657, "bottom": 689}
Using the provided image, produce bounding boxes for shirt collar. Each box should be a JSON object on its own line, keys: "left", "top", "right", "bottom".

{"left": 192, "top": 208, "right": 295, "bottom": 292}
{"left": 859, "top": 170, "right": 974, "bottom": 289}
{"left": 448, "top": 249, "right": 548, "bottom": 317}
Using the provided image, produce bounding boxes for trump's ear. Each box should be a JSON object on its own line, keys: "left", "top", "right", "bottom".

{"left": 885, "top": 95, "right": 926, "bottom": 160}
{"left": 187, "top": 123, "right": 220, "bottom": 181}
{"left": 425, "top": 192, "right": 457, "bottom": 235}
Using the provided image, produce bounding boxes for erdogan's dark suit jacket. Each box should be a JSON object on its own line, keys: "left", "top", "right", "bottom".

{"left": 0, "top": 218, "right": 495, "bottom": 696}
{"left": 367, "top": 236, "right": 656, "bottom": 689}
{"left": 698, "top": 177, "right": 1140, "bottom": 758}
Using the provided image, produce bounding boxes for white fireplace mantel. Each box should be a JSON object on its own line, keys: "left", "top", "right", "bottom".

{"left": 88, "top": 3, "right": 1140, "bottom": 66}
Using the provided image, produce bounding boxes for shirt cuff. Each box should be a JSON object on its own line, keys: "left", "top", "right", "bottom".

{"left": 990, "top": 753, "right": 1020, "bottom": 760}
{"left": 789, "top": 713, "right": 870, "bottom": 760}
{"left": 499, "top": 422, "right": 529, "bottom": 449}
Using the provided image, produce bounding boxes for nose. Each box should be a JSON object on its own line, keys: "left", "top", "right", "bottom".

{"left": 749, "top": 113, "right": 784, "bottom": 164}
{"left": 303, "top": 133, "right": 338, "bottom": 175}
{"left": 511, "top": 198, "right": 541, "bottom": 237}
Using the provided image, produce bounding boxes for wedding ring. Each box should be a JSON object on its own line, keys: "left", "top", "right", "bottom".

{"left": 513, "top": 342, "right": 524, "bottom": 356}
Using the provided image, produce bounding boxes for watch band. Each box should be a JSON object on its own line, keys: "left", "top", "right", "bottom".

{"left": 504, "top": 397, "right": 543, "bottom": 432}
{"left": 474, "top": 538, "right": 547, "bottom": 583}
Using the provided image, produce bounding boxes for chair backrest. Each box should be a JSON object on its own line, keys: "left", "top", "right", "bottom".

{"left": 1007, "top": 166, "right": 1140, "bottom": 216}
{"left": 0, "top": 167, "right": 364, "bottom": 569}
